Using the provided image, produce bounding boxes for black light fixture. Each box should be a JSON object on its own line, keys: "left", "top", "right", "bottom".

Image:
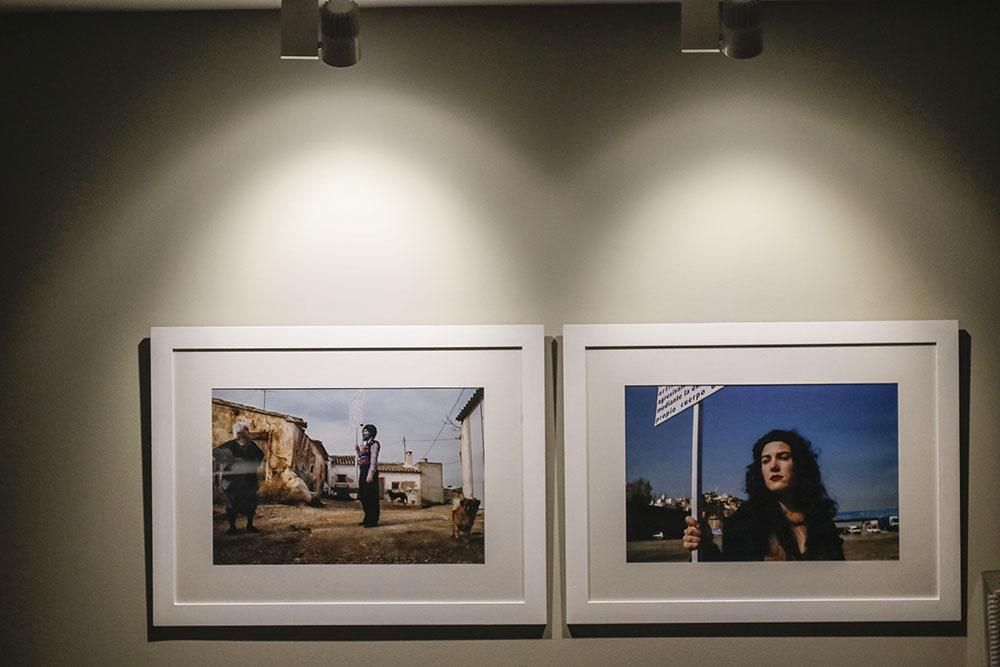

{"left": 681, "top": 0, "right": 763, "bottom": 59}
{"left": 321, "top": 0, "right": 361, "bottom": 67}
{"left": 281, "top": 0, "right": 361, "bottom": 67}
{"left": 721, "top": 0, "right": 763, "bottom": 59}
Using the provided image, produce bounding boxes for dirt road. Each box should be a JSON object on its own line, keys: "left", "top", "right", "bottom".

{"left": 214, "top": 499, "right": 484, "bottom": 565}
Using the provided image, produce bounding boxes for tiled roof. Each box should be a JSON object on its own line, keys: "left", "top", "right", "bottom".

{"left": 329, "top": 455, "right": 419, "bottom": 474}
{"left": 378, "top": 462, "right": 420, "bottom": 473}
{"left": 455, "top": 387, "right": 484, "bottom": 422}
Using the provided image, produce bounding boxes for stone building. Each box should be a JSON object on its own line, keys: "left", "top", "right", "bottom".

{"left": 211, "top": 397, "right": 329, "bottom": 504}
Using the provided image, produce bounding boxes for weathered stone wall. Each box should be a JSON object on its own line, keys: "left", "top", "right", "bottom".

{"left": 211, "top": 399, "right": 320, "bottom": 503}
{"left": 292, "top": 434, "right": 328, "bottom": 494}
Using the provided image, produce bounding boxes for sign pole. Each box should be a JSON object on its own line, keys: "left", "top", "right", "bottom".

{"left": 653, "top": 385, "right": 720, "bottom": 563}
{"left": 690, "top": 402, "right": 702, "bottom": 563}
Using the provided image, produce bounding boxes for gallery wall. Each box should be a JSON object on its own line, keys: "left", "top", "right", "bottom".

{"left": 1, "top": 2, "right": 998, "bottom": 664}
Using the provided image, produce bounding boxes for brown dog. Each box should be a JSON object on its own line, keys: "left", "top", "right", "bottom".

{"left": 451, "top": 496, "right": 481, "bottom": 540}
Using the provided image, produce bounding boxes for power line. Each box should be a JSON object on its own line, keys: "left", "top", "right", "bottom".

{"left": 388, "top": 437, "right": 460, "bottom": 444}
{"left": 445, "top": 388, "right": 467, "bottom": 422}
{"left": 423, "top": 388, "right": 467, "bottom": 460}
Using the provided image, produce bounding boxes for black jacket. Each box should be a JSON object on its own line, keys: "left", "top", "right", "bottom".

{"left": 704, "top": 504, "right": 845, "bottom": 561}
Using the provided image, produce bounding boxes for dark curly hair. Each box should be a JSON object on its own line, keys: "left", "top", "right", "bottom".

{"left": 744, "top": 429, "right": 838, "bottom": 523}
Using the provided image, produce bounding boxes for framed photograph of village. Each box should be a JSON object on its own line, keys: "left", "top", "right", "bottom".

{"left": 562, "top": 321, "right": 960, "bottom": 626}
{"left": 210, "top": 387, "right": 487, "bottom": 565}
{"left": 151, "top": 325, "right": 545, "bottom": 627}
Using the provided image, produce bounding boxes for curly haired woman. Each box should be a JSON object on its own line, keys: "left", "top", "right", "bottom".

{"left": 683, "top": 429, "right": 844, "bottom": 561}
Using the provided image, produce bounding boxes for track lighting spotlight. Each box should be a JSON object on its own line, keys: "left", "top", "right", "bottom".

{"left": 280, "top": 0, "right": 360, "bottom": 68}
{"left": 721, "top": 0, "right": 763, "bottom": 59}
{"left": 681, "top": 0, "right": 763, "bottom": 59}
{"left": 321, "top": 0, "right": 360, "bottom": 67}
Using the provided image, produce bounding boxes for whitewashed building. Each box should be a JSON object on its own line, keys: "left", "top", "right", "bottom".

{"left": 455, "top": 388, "right": 486, "bottom": 503}
{"left": 327, "top": 451, "right": 444, "bottom": 506}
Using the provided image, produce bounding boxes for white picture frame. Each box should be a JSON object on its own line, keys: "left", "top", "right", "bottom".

{"left": 151, "top": 325, "right": 545, "bottom": 627}
{"left": 562, "top": 320, "right": 960, "bottom": 625}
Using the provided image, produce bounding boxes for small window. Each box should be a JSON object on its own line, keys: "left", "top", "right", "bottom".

{"left": 336, "top": 474, "right": 347, "bottom": 482}
{"left": 391, "top": 482, "right": 400, "bottom": 490}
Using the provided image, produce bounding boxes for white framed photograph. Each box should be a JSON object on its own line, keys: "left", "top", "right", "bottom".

{"left": 151, "top": 325, "right": 545, "bottom": 627}
{"left": 563, "top": 321, "right": 960, "bottom": 625}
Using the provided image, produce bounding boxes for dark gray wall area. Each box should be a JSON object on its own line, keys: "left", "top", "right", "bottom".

{"left": 1, "top": 3, "right": 998, "bottom": 664}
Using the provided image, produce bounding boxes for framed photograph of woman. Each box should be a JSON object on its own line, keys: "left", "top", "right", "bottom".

{"left": 151, "top": 325, "right": 545, "bottom": 627}
{"left": 563, "top": 321, "right": 960, "bottom": 625}
{"left": 626, "top": 384, "right": 900, "bottom": 564}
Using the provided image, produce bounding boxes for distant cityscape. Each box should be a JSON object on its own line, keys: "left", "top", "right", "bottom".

{"left": 649, "top": 491, "right": 744, "bottom": 518}
{"left": 647, "top": 492, "right": 899, "bottom": 533}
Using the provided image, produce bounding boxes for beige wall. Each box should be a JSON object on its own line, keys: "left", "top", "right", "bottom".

{"left": 1, "top": 3, "right": 998, "bottom": 664}
{"left": 418, "top": 460, "right": 445, "bottom": 505}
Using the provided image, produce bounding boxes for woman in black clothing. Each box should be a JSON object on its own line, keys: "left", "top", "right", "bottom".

{"left": 683, "top": 429, "right": 844, "bottom": 561}
{"left": 356, "top": 423, "right": 381, "bottom": 528}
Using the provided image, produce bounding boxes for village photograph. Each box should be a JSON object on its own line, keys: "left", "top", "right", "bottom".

{"left": 625, "top": 384, "right": 900, "bottom": 563}
{"left": 211, "top": 387, "right": 486, "bottom": 565}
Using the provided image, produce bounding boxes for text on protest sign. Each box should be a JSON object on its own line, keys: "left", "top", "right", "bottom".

{"left": 654, "top": 385, "right": 724, "bottom": 426}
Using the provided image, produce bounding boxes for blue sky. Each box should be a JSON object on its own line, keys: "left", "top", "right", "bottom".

{"left": 625, "top": 384, "right": 899, "bottom": 512}
{"left": 213, "top": 387, "right": 479, "bottom": 487}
